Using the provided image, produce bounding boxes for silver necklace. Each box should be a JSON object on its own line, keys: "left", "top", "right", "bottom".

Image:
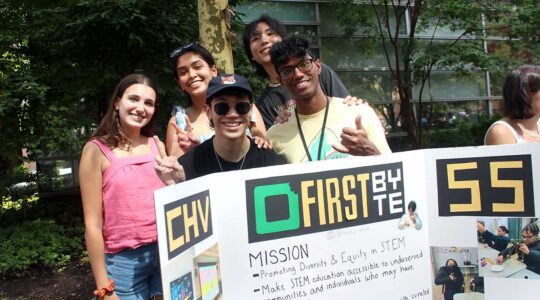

{"left": 214, "top": 147, "right": 247, "bottom": 172}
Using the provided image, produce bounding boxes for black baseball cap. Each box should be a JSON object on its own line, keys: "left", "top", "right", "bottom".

{"left": 206, "top": 74, "right": 253, "bottom": 104}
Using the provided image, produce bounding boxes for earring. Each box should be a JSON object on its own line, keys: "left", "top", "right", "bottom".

{"left": 209, "top": 119, "right": 214, "bottom": 128}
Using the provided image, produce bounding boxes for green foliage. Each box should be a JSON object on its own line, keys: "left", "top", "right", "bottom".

{"left": 423, "top": 114, "right": 501, "bottom": 148}
{"left": 330, "top": 0, "right": 539, "bottom": 148}
{"left": 0, "top": 0, "right": 200, "bottom": 173}
{"left": 1, "top": 194, "right": 39, "bottom": 213}
{"left": 0, "top": 164, "right": 37, "bottom": 215}
{"left": 0, "top": 219, "right": 84, "bottom": 277}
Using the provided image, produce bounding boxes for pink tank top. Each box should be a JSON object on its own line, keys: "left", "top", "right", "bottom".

{"left": 92, "top": 138, "right": 165, "bottom": 254}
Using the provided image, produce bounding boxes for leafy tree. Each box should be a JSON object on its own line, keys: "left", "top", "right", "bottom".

{"left": 335, "top": 0, "right": 539, "bottom": 148}
{"left": 0, "top": 0, "right": 199, "bottom": 176}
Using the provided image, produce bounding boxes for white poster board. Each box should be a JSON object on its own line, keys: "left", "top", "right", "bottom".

{"left": 155, "top": 143, "right": 539, "bottom": 300}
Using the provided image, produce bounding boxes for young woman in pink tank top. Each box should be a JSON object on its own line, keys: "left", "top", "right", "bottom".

{"left": 79, "top": 74, "right": 165, "bottom": 300}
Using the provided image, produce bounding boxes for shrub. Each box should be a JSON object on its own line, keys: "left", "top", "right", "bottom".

{"left": 423, "top": 114, "right": 500, "bottom": 148}
{"left": 0, "top": 219, "right": 84, "bottom": 277}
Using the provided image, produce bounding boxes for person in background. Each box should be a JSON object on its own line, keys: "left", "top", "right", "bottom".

{"left": 497, "top": 222, "right": 540, "bottom": 274}
{"left": 434, "top": 259, "right": 464, "bottom": 300}
{"left": 166, "top": 43, "right": 268, "bottom": 158}
{"left": 477, "top": 221, "right": 510, "bottom": 252}
{"left": 242, "top": 14, "right": 364, "bottom": 129}
{"left": 155, "top": 74, "right": 285, "bottom": 181}
{"left": 79, "top": 74, "right": 164, "bottom": 300}
{"left": 485, "top": 65, "right": 540, "bottom": 144}
{"left": 266, "top": 36, "right": 391, "bottom": 163}
{"left": 398, "top": 201, "right": 422, "bottom": 230}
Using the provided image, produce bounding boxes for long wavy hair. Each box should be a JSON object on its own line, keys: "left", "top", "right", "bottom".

{"left": 91, "top": 74, "right": 159, "bottom": 149}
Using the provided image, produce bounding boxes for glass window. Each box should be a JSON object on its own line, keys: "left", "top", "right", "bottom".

{"left": 416, "top": 17, "right": 470, "bottom": 38}
{"left": 37, "top": 158, "right": 79, "bottom": 193}
{"left": 320, "top": 4, "right": 407, "bottom": 36}
{"left": 413, "top": 71, "right": 487, "bottom": 100}
{"left": 236, "top": 2, "right": 316, "bottom": 23}
{"left": 321, "top": 38, "right": 398, "bottom": 69}
{"left": 286, "top": 25, "right": 318, "bottom": 45}
{"left": 337, "top": 71, "right": 398, "bottom": 103}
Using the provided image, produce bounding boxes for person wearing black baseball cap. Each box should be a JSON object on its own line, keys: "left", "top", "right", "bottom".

{"left": 165, "top": 43, "right": 268, "bottom": 159}
{"left": 155, "top": 74, "right": 286, "bottom": 181}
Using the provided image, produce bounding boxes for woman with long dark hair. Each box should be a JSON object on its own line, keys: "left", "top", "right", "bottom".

{"left": 166, "top": 43, "right": 267, "bottom": 158}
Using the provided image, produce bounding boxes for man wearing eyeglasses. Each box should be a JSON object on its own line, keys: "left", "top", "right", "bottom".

{"left": 266, "top": 36, "right": 391, "bottom": 163}
{"left": 165, "top": 74, "right": 286, "bottom": 180}
{"left": 496, "top": 223, "right": 540, "bottom": 274}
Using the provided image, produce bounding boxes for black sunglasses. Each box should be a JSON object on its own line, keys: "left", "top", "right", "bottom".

{"left": 169, "top": 42, "right": 199, "bottom": 58}
{"left": 213, "top": 102, "right": 251, "bottom": 115}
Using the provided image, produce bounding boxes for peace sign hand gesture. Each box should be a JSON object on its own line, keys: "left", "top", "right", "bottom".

{"left": 154, "top": 136, "right": 186, "bottom": 185}
{"left": 173, "top": 116, "right": 200, "bottom": 154}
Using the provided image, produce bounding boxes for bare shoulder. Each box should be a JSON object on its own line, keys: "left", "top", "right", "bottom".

{"left": 81, "top": 141, "right": 107, "bottom": 165}
{"left": 485, "top": 123, "right": 516, "bottom": 145}
{"left": 82, "top": 140, "right": 100, "bottom": 156}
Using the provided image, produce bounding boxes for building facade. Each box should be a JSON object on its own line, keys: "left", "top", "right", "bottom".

{"left": 236, "top": 0, "right": 505, "bottom": 149}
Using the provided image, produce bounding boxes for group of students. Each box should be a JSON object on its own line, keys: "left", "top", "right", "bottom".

{"left": 79, "top": 13, "right": 540, "bottom": 300}
{"left": 478, "top": 220, "right": 540, "bottom": 274}
{"left": 434, "top": 221, "right": 540, "bottom": 300}
{"left": 79, "top": 14, "right": 391, "bottom": 300}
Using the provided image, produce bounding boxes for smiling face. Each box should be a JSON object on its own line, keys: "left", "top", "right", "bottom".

{"left": 278, "top": 55, "right": 321, "bottom": 102}
{"left": 249, "top": 22, "right": 283, "bottom": 67}
{"left": 206, "top": 93, "right": 252, "bottom": 141}
{"left": 176, "top": 51, "right": 218, "bottom": 100}
{"left": 114, "top": 83, "right": 156, "bottom": 132}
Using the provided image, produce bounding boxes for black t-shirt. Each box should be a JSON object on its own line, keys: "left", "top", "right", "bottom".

{"left": 179, "top": 137, "right": 287, "bottom": 180}
{"left": 256, "top": 63, "right": 349, "bottom": 129}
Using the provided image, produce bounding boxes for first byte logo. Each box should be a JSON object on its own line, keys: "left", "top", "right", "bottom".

{"left": 246, "top": 162, "right": 406, "bottom": 243}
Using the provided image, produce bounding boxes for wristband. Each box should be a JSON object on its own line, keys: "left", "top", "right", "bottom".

{"left": 93, "top": 278, "right": 115, "bottom": 300}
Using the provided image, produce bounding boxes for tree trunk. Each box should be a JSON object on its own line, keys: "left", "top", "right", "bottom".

{"left": 198, "top": 0, "right": 234, "bottom": 73}
{"left": 399, "top": 90, "right": 420, "bottom": 148}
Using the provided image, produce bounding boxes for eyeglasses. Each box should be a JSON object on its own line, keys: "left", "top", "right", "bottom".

{"left": 278, "top": 58, "right": 314, "bottom": 80}
{"left": 522, "top": 234, "right": 535, "bottom": 240}
{"left": 213, "top": 102, "right": 251, "bottom": 115}
{"left": 169, "top": 42, "right": 199, "bottom": 58}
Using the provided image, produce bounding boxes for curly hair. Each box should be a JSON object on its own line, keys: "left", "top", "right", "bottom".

{"left": 270, "top": 35, "right": 314, "bottom": 74}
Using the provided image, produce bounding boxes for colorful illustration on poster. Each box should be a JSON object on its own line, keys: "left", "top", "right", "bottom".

{"left": 193, "top": 243, "right": 222, "bottom": 300}
{"left": 170, "top": 272, "right": 194, "bottom": 300}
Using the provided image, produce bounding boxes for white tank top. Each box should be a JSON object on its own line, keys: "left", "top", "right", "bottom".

{"left": 484, "top": 120, "right": 526, "bottom": 144}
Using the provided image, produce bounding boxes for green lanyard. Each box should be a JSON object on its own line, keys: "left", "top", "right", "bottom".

{"left": 294, "top": 96, "right": 330, "bottom": 161}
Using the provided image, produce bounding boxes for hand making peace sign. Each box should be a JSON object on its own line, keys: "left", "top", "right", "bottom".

{"left": 153, "top": 136, "right": 186, "bottom": 185}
